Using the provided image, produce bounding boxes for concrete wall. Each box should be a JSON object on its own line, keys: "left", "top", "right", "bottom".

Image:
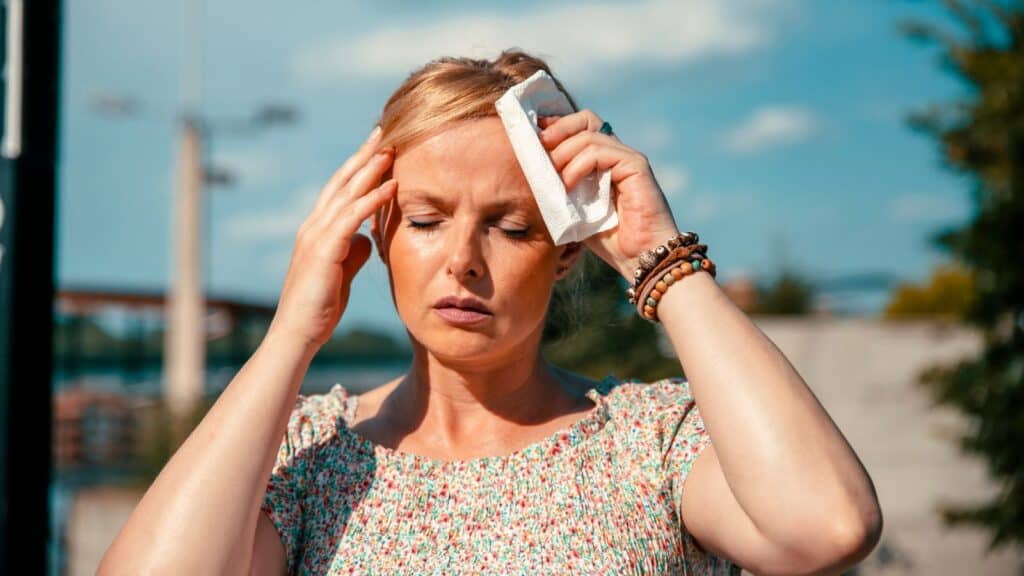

{"left": 670, "top": 317, "right": 1020, "bottom": 575}
{"left": 64, "top": 486, "right": 142, "bottom": 576}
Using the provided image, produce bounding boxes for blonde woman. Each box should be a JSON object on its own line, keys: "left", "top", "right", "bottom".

{"left": 100, "top": 50, "right": 881, "bottom": 575}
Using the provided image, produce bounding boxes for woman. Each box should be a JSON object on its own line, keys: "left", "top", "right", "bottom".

{"left": 100, "top": 50, "right": 882, "bottom": 575}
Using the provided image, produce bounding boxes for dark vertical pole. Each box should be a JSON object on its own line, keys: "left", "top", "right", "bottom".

{"left": 0, "top": 1, "right": 62, "bottom": 574}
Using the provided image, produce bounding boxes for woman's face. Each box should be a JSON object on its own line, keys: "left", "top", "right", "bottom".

{"left": 374, "top": 117, "right": 581, "bottom": 363}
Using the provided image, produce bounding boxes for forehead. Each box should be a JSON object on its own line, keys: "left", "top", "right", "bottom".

{"left": 393, "top": 117, "right": 533, "bottom": 207}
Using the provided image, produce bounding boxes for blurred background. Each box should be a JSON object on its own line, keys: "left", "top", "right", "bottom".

{"left": 1, "top": 0, "right": 1022, "bottom": 574}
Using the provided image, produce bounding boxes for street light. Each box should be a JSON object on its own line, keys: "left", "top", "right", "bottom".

{"left": 90, "top": 93, "right": 298, "bottom": 426}
{"left": 194, "top": 106, "right": 299, "bottom": 308}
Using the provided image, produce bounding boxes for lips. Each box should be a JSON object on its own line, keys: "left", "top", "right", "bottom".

{"left": 432, "top": 295, "right": 493, "bottom": 325}
{"left": 432, "top": 295, "right": 492, "bottom": 314}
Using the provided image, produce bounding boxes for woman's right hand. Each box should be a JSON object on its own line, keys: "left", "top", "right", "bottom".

{"left": 267, "top": 126, "right": 396, "bottom": 350}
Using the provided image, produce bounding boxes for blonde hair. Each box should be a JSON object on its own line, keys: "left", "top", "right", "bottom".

{"left": 371, "top": 48, "right": 589, "bottom": 334}
{"left": 374, "top": 48, "right": 578, "bottom": 153}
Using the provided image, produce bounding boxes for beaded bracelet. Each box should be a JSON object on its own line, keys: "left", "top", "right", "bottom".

{"left": 627, "top": 231, "right": 701, "bottom": 298}
{"left": 635, "top": 252, "right": 717, "bottom": 322}
{"left": 627, "top": 241, "right": 708, "bottom": 306}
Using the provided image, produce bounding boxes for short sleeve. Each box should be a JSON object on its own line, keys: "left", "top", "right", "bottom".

{"left": 653, "top": 377, "right": 713, "bottom": 509}
{"left": 260, "top": 389, "right": 344, "bottom": 574}
{"left": 650, "top": 377, "right": 740, "bottom": 575}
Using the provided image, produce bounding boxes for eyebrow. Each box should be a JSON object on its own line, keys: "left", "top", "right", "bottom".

{"left": 400, "top": 189, "right": 530, "bottom": 212}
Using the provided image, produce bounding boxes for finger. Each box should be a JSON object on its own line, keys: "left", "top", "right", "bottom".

{"left": 324, "top": 179, "right": 399, "bottom": 260}
{"left": 318, "top": 148, "right": 395, "bottom": 226}
{"left": 548, "top": 130, "right": 630, "bottom": 172}
{"left": 341, "top": 233, "right": 373, "bottom": 280}
{"left": 348, "top": 149, "right": 395, "bottom": 198}
{"left": 537, "top": 115, "right": 562, "bottom": 129}
{"left": 312, "top": 126, "right": 385, "bottom": 213}
{"left": 538, "top": 109, "right": 604, "bottom": 150}
{"left": 560, "top": 144, "right": 632, "bottom": 191}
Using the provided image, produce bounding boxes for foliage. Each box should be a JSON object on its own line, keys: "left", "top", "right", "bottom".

{"left": 542, "top": 251, "right": 683, "bottom": 383}
{"left": 898, "top": 0, "right": 1024, "bottom": 554}
{"left": 752, "top": 271, "right": 815, "bottom": 315}
{"left": 883, "top": 263, "right": 977, "bottom": 320}
{"left": 319, "top": 326, "right": 412, "bottom": 361}
{"left": 126, "top": 394, "right": 218, "bottom": 489}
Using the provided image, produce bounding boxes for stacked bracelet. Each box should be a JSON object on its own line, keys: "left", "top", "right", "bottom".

{"left": 625, "top": 232, "right": 717, "bottom": 323}
{"left": 626, "top": 232, "right": 701, "bottom": 302}
{"left": 635, "top": 251, "right": 716, "bottom": 322}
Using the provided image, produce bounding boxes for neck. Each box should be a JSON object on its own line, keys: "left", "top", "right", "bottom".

{"left": 389, "top": 331, "right": 581, "bottom": 449}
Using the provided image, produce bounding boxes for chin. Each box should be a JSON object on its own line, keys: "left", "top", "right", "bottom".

{"left": 419, "top": 333, "right": 505, "bottom": 363}
{"left": 406, "top": 314, "right": 513, "bottom": 359}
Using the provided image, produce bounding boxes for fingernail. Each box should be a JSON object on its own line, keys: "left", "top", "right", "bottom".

{"left": 369, "top": 125, "right": 382, "bottom": 139}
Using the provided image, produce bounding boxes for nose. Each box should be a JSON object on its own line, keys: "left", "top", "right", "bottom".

{"left": 445, "top": 219, "right": 486, "bottom": 282}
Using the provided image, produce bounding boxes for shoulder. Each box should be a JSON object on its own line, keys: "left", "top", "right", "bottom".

{"left": 599, "top": 374, "right": 698, "bottom": 417}
{"left": 595, "top": 375, "right": 706, "bottom": 457}
{"left": 276, "top": 384, "right": 353, "bottom": 460}
{"left": 291, "top": 384, "right": 349, "bottom": 427}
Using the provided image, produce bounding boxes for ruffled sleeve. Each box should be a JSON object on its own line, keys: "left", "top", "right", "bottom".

{"left": 260, "top": 388, "right": 345, "bottom": 574}
{"left": 648, "top": 376, "right": 740, "bottom": 575}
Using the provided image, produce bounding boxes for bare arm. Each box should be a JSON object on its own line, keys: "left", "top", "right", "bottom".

{"left": 98, "top": 125, "right": 397, "bottom": 575}
{"left": 535, "top": 107, "right": 882, "bottom": 574}
{"left": 661, "top": 272, "right": 883, "bottom": 575}
{"left": 97, "top": 332, "right": 316, "bottom": 575}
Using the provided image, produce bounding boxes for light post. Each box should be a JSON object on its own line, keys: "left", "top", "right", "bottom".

{"left": 90, "top": 95, "right": 298, "bottom": 432}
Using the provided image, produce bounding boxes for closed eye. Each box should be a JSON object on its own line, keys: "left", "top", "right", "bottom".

{"left": 406, "top": 220, "right": 530, "bottom": 239}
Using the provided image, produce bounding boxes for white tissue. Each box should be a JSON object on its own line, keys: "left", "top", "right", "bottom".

{"left": 494, "top": 69, "right": 618, "bottom": 245}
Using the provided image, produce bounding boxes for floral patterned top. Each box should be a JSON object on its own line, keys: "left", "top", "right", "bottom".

{"left": 260, "top": 374, "right": 740, "bottom": 575}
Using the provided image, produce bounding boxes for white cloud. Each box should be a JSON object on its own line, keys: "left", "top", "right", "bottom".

{"left": 887, "top": 192, "right": 968, "bottom": 223}
{"left": 223, "top": 184, "right": 320, "bottom": 242}
{"left": 294, "top": 0, "right": 789, "bottom": 86}
{"left": 721, "top": 105, "right": 818, "bottom": 154}
{"left": 654, "top": 162, "right": 689, "bottom": 198}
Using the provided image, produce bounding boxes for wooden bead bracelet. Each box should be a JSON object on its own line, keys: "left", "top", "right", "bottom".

{"left": 636, "top": 254, "right": 717, "bottom": 322}
{"left": 626, "top": 239, "right": 708, "bottom": 306}
{"left": 627, "top": 240, "right": 717, "bottom": 323}
{"left": 627, "top": 231, "right": 701, "bottom": 297}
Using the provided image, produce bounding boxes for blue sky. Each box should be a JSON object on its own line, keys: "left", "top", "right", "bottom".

{"left": 59, "top": 0, "right": 973, "bottom": 338}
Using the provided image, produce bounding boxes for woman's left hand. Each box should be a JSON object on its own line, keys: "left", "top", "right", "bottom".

{"left": 538, "top": 110, "right": 681, "bottom": 281}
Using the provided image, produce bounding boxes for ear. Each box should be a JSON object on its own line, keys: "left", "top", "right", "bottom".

{"left": 554, "top": 241, "right": 584, "bottom": 280}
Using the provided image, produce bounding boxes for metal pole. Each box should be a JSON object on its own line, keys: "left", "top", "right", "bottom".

{"left": 162, "top": 116, "right": 205, "bottom": 433}
{"left": 0, "top": 0, "right": 60, "bottom": 572}
{"left": 162, "top": 0, "right": 207, "bottom": 439}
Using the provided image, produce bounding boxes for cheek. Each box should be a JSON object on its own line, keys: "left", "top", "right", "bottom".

{"left": 386, "top": 230, "right": 431, "bottom": 290}
{"left": 493, "top": 250, "right": 559, "bottom": 316}
{"left": 386, "top": 226, "right": 558, "bottom": 303}
{"left": 504, "top": 252, "right": 555, "bottom": 286}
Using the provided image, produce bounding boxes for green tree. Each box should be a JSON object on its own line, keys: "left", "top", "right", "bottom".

{"left": 753, "top": 271, "right": 815, "bottom": 315}
{"left": 542, "top": 251, "right": 682, "bottom": 382}
{"left": 884, "top": 263, "right": 976, "bottom": 321}
{"left": 899, "top": 0, "right": 1024, "bottom": 555}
